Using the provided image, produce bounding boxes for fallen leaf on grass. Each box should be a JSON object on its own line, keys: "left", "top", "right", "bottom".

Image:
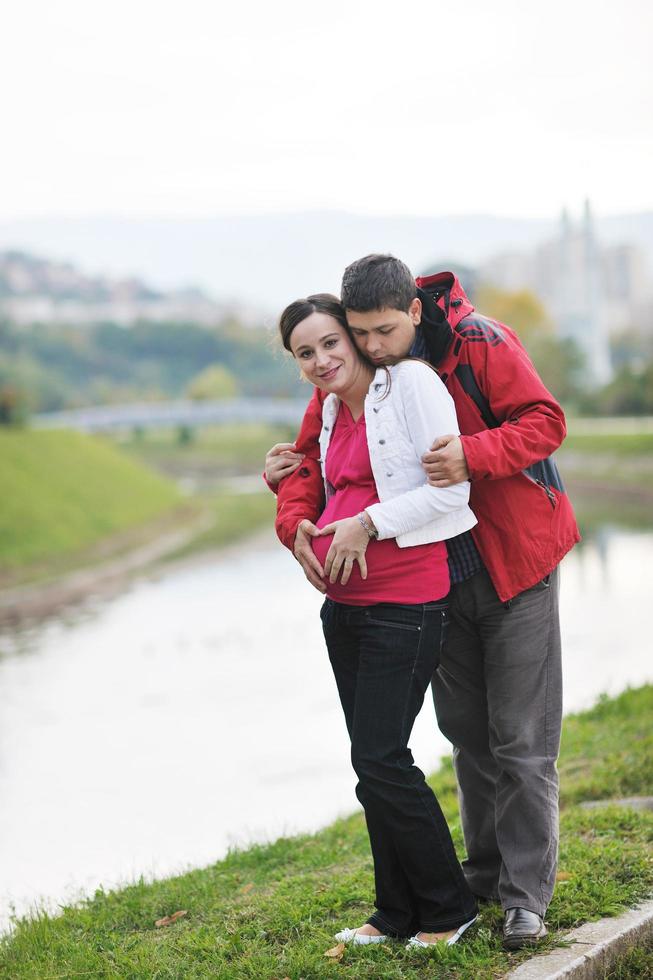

{"left": 155, "top": 910, "right": 188, "bottom": 928}
{"left": 324, "top": 942, "right": 345, "bottom": 961}
{"left": 556, "top": 871, "right": 573, "bottom": 881}
{"left": 240, "top": 883, "right": 254, "bottom": 894}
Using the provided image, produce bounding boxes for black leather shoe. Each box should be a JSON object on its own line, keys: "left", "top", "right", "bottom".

{"left": 502, "top": 907, "right": 547, "bottom": 950}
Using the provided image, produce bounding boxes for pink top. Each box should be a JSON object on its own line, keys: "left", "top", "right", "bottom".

{"left": 311, "top": 403, "right": 449, "bottom": 606}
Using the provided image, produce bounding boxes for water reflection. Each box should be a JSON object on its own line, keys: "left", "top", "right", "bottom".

{"left": 0, "top": 523, "right": 651, "bottom": 931}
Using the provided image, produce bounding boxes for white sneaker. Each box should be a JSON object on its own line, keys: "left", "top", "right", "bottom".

{"left": 406, "top": 914, "right": 478, "bottom": 949}
{"left": 335, "top": 926, "right": 387, "bottom": 945}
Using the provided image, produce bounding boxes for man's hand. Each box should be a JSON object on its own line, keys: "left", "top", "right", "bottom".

{"left": 421, "top": 435, "right": 470, "bottom": 487}
{"left": 318, "top": 515, "right": 371, "bottom": 585}
{"left": 265, "top": 443, "right": 304, "bottom": 485}
{"left": 293, "top": 519, "right": 326, "bottom": 593}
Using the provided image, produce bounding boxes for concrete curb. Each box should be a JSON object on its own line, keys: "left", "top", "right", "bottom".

{"left": 579, "top": 797, "right": 653, "bottom": 813}
{"left": 505, "top": 898, "right": 653, "bottom": 979}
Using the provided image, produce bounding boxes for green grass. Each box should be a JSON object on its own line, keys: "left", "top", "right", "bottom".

{"left": 568, "top": 490, "right": 653, "bottom": 533}
{"left": 562, "top": 432, "right": 653, "bottom": 455}
{"left": 559, "top": 686, "right": 653, "bottom": 806}
{"left": 0, "top": 429, "right": 182, "bottom": 573}
{"left": 164, "top": 490, "right": 276, "bottom": 560}
{"left": 606, "top": 942, "right": 653, "bottom": 978}
{"left": 0, "top": 426, "right": 281, "bottom": 585}
{"left": 116, "top": 423, "right": 653, "bottom": 472}
{"left": 1, "top": 686, "right": 651, "bottom": 979}
{"left": 557, "top": 426, "right": 653, "bottom": 531}
{"left": 117, "top": 423, "right": 297, "bottom": 477}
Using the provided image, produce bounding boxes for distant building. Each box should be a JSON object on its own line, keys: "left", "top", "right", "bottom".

{"left": 479, "top": 202, "right": 653, "bottom": 385}
{"left": 539, "top": 202, "right": 611, "bottom": 384}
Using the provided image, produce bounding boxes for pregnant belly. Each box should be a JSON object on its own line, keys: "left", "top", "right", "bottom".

{"left": 310, "top": 493, "right": 448, "bottom": 606}
{"left": 311, "top": 485, "right": 377, "bottom": 573}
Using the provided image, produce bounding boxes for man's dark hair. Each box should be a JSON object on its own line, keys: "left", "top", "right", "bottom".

{"left": 341, "top": 254, "right": 417, "bottom": 313}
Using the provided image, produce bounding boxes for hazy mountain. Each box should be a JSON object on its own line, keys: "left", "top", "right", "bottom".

{"left": 0, "top": 248, "right": 254, "bottom": 326}
{"left": 0, "top": 211, "right": 651, "bottom": 315}
{"left": 0, "top": 249, "right": 162, "bottom": 302}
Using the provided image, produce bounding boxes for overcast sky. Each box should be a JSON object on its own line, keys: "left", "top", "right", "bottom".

{"left": 2, "top": 0, "right": 652, "bottom": 221}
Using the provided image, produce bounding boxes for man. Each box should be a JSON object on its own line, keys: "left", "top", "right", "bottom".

{"left": 265, "top": 254, "right": 579, "bottom": 949}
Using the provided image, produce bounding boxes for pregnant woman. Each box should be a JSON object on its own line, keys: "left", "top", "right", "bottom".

{"left": 278, "top": 293, "right": 478, "bottom": 949}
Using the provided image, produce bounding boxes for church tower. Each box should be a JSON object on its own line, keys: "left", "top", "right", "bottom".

{"left": 555, "top": 200, "right": 612, "bottom": 384}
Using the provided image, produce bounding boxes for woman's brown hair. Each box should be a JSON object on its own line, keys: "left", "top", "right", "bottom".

{"left": 278, "top": 293, "right": 349, "bottom": 352}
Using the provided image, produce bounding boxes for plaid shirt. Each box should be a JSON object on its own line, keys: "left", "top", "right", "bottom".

{"left": 410, "top": 326, "right": 484, "bottom": 585}
{"left": 446, "top": 531, "right": 484, "bottom": 584}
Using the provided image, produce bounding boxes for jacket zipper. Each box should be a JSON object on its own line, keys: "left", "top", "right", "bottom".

{"left": 523, "top": 471, "right": 557, "bottom": 509}
{"left": 537, "top": 479, "right": 556, "bottom": 508}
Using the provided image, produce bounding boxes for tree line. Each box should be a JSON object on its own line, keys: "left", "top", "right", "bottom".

{"left": 1, "top": 287, "right": 652, "bottom": 425}
{"left": 0, "top": 317, "right": 301, "bottom": 418}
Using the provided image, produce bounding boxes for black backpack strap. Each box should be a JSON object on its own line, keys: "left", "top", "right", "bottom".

{"left": 454, "top": 363, "right": 566, "bottom": 493}
{"left": 454, "top": 363, "right": 500, "bottom": 429}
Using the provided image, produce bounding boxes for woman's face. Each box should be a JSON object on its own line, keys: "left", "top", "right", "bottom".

{"left": 289, "top": 312, "right": 368, "bottom": 395}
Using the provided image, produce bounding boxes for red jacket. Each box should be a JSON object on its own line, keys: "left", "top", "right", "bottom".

{"left": 273, "top": 271, "right": 580, "bottom": 602}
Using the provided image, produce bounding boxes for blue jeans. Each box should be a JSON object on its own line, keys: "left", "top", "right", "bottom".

{"left": 321, "top": 598, "right": 477, "bottom": 937}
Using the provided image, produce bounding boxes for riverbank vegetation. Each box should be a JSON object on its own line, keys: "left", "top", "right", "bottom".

{"left": 163, "top": 490, "right": 276, "bottom": 561}
{"left": 1, "top": 685, "right": 651, "bottom": 979}
{"left": 0, "top": 424, "right": 290, "bottom": 589}
{"left": 556, "top": 423, "right": 653, "bottom": 531}
{"left": 3, "top": 416, "right": 653, "bottom": 591}
{"left": 0, "top": 428, "right": 184, "bottom": 583}
{"left": 563, "top": 430, "right": 653, "bottom": 455}
{"left": 0, "top": 317, "right": 299, "bottom": 414}
{"left": 2, "top": 282, "right": 652, "bottom": 421}
{"left": 117, "top": 422, "right": 296, "bottom": 485}
{"left": 607, "top": 942, "right": 653, "bottom": 978}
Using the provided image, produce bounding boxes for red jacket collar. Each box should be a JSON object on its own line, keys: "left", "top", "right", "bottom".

{"left": 415, "top": 271, "right": 475, "bottom": 329}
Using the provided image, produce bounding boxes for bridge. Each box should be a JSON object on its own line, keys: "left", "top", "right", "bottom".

{"left": 34, "top": 398, "right": 309, "bottom": 433}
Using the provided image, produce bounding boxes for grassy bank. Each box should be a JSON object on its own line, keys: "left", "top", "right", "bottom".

{"left": 117, "top": 423, "right": 283, "bottom": 561}
{"left": 117, "top": 422, "right": 296, "bottom": 483}
{"left": 562, "top": 430, "right": 653, "bottom": 456}
{"left": 558, "top": 425, "right": 653, "bottom": 482}
{"left": 607, "top": 942, "right": 653, "bottom": 979}
{"left": 1, "top": 686, "right": 651, "bottom": 979}
{"left": 0, "top": 429, "right": 183, "bottom": 579}
{"left": 0, "top": 426, "right": 284, "bottom": 590}
{"left": 556, "top": 425, "right": 653, "bottom": 532}
{"left": 163, "top": 489, "right": 276, "bottom": 561}
{"left": 5, "top": 418, "right": 650, "bottom": 588}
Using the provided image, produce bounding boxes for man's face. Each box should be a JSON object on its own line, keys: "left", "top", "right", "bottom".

{"left": 345, "top": 298, "right": 422, "bottom": 365}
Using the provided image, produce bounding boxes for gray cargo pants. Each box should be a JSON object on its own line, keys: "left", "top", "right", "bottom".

{"left": 432, "top": 566, "right": 562, "bottom": 917}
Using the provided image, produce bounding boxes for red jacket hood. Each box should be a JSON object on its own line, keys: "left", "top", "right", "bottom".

{"left": 415, "top": 271, "right": 475, "bottom": 330}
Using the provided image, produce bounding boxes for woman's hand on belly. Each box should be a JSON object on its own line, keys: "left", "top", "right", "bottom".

{"left": 317, "top": 515, "right": 373, "bottom": 585}
{"left": 294, "top": 519, "right": 327, "bottom": 593}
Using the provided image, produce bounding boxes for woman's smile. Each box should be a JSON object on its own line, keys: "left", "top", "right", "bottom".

{"left": 318, "top": 364, "right": 341, "bottom": 382}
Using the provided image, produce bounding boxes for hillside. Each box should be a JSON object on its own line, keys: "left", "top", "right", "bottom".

{"left": 0, "top": 429, "right": 182, "bottom": 576}
{"left": 0, "top": 248, "right": 249, "bottom": 327}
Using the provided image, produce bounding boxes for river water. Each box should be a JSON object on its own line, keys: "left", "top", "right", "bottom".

{"left": 1, "top": 523, "right": 652, "bottom": 930}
